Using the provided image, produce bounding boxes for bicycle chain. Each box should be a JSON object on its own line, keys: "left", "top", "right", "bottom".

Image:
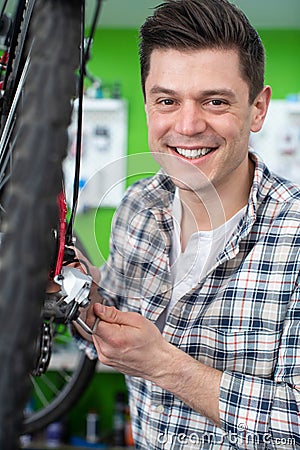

{"left": 31, "top": 319, "right": 53, "bottom": 376}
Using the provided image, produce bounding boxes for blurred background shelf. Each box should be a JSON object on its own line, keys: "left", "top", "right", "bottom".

{"left": 49, "top": 351, "right": 114, "bottom": 373}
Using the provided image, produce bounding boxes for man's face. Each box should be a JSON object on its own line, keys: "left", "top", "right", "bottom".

{"left": 144, "top": 48, "right": 269, "bottom": 197}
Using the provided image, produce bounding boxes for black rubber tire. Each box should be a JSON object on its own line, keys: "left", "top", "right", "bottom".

{"left": 0, "top": 0, "right": 82, "bottom": 448}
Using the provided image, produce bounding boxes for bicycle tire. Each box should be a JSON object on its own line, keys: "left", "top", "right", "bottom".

{"left": 0, "top": 0, "right": 82, "bottom": 448}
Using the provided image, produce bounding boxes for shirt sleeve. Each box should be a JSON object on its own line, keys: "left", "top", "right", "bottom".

{"left": 74, "top": 333, "right": 98, "bottom": 360}
{"left": 71, "top": 249, "right": 125, "bottom": 360}
{"left": 72, "top": 191, "right": 133, "bottom": 359}
{"left": 219, "top": 286, "right": 300, "bottom": 449}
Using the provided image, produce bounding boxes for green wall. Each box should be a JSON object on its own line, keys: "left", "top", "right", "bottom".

{"left": 259, "top": 29, "right": 300, "bottom": 99}
{"left": 87, "top": 29, "right": 148, "bottom": 158}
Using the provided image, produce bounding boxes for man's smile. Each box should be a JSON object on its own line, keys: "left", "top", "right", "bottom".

{"left": 170, "top": 146, "right": 218, "bottom": 160}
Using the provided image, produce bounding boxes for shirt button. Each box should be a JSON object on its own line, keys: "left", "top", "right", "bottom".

{"left": 161, "top": 284, "right": 169, "bottom": 293}
{"left": 155, "top": 405, "right": 164, "bottom": 414}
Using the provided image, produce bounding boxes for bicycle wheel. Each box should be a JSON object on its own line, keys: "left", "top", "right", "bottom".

{"left": 0, "top": 0, "right": 82, "bottom": 448}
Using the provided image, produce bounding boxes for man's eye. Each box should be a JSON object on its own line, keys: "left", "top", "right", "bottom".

{"left": 160, "top": 99, "right": 174, "bottom": 106}
{"left": 203, "top": 98, "right": 229, "bottom": 113}
{"left": 210, "top": 99, "right": 225, "bottom": 106}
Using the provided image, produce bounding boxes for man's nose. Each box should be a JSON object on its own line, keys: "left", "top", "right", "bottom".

{"left": 174, "top": 101, "right": 207, "bottom": 136}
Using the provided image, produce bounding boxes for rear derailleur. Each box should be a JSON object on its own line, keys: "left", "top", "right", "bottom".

{"left": 32, "top": 266, "right": 93, "bottom": 376}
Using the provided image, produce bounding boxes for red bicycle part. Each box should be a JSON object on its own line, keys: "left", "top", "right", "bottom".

{"left": 54, "top": 191, "right": 67, "bottom": 277}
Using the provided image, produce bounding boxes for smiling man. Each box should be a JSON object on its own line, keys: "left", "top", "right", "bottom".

{"left": 75, "top": 1, "right": 300, "bottom": 449}
{"left": 144, "top": 47, "right": 270, "bottom": 244}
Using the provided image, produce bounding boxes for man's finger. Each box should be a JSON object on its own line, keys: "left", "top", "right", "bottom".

{"left": 93, "top": 303, "right": 140, "bottom": 327}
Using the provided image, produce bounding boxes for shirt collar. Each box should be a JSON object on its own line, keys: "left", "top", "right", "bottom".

{"left": 140, "top": 151, "right": 274, "bottom": 235}
{"left": 141, "top": 169, "right": 176, "bottom": 210}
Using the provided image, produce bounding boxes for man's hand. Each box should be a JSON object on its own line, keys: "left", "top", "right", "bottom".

{"left": 92, "top": 303, "right": 172, "bottom": 379}
{"left": 92, "top": 303, "right": 222, "bottom": 427}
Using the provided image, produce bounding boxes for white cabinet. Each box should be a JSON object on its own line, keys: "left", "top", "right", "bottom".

{"left": 64, "top": 98, "right": 128, "bottom": 211}
{"left": 250, "top": 100, "right": 300, "bottom": 183}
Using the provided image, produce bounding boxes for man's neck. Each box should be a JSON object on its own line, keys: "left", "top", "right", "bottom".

{"left": 177, "top": 159, "right": 254, "bottom": 251}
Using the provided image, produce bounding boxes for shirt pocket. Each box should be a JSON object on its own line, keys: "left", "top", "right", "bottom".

{"left": 183, "top": 326, "right": 281, "bottom": 377}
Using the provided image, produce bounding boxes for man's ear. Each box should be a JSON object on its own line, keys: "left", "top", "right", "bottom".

{"left": 250, "top": 86, "right": 272, "bottom": 133}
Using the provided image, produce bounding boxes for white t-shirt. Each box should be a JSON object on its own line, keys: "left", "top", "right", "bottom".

{"left": 166, "top": 189, "right": 246, "bottom": 318}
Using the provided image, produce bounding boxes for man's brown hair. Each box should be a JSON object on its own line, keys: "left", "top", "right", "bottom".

{"left": 139, "top": 0, "right": 265, "bottom": 103}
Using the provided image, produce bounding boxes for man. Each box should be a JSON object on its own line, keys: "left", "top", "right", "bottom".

{"left": 76, "top": 0, "right": 300, "bottom": 448}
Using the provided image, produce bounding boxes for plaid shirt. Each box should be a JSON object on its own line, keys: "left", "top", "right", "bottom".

{"left": 78, "top": 152, "right": 300, "bottom": 449}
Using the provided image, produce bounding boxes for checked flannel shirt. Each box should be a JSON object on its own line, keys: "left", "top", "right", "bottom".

{"left": 77, "top": 152, "right": 300, "bottom": 449}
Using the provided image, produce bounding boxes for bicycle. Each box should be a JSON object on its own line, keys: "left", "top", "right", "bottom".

{"left": 0, "top": 0, "right": 103, "bottom": 447}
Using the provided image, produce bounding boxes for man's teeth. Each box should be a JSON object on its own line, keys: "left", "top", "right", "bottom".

{"left": 175, "top": 147, "right": 213, "bottom": 159}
